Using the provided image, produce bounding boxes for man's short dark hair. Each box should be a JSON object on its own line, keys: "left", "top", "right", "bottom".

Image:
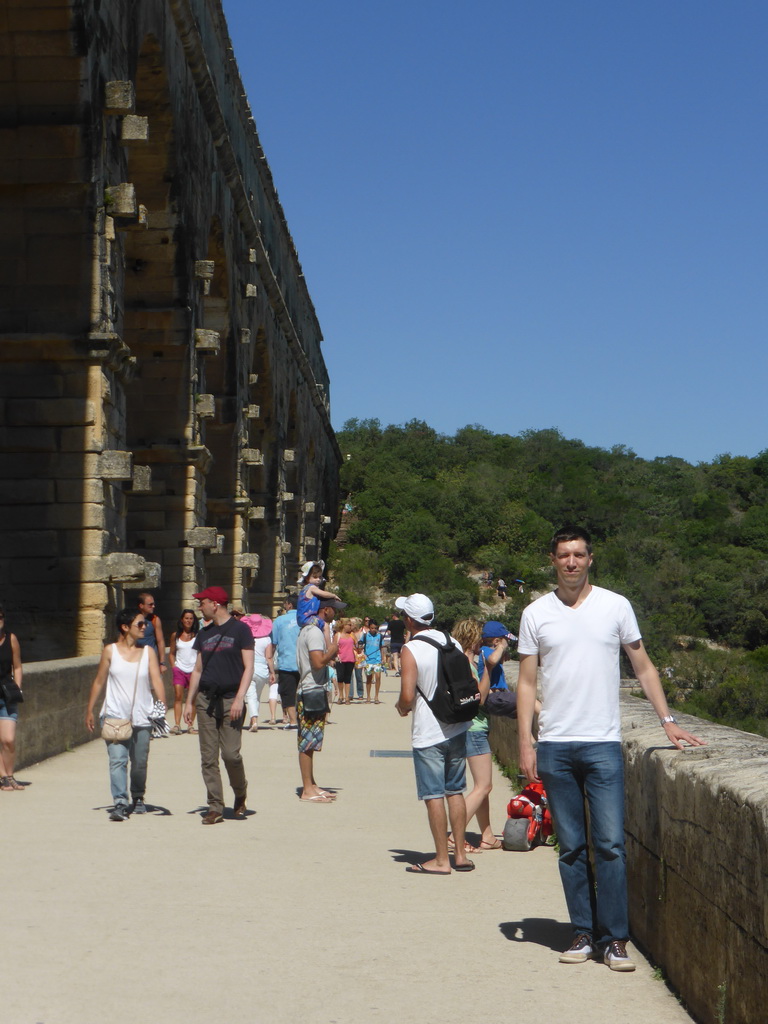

{"left": 137, "top": 590, "right": 153, "bottom": 604}
{"left": 283, "top": 595, "right": 297, "bottom": 608}
{"left": 550, "top": 526, "right": 592, "bottom": 555}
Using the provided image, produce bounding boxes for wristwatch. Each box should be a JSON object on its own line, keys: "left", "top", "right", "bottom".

{"left": 659, "top": 715, "right": 677, "bottom": 726}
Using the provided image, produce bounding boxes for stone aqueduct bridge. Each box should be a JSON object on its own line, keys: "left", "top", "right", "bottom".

{"left": 0, "top": 0, "right": 341, "bottom": 660}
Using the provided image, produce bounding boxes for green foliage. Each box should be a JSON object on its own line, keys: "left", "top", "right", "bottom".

{"left": 332, "top": 417, "right": 768, "bottom": 731}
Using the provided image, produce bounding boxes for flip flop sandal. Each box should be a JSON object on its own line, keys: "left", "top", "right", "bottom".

{"left": 406, "top": 863, "right": 451, "bottom": 875}
{"left": 447, "top": 837, "right": 479, "bottom": 854}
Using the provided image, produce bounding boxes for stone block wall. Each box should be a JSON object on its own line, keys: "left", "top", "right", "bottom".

{"left": 14, "top": 656, "right": 101, "bottom": 770}
{"left": 489, "top": 699, "right": 768, "bottom": 1024}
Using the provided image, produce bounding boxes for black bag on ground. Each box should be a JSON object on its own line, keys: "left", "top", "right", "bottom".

{"left": 412, "top": 632, "right": 481, "bottom": 724}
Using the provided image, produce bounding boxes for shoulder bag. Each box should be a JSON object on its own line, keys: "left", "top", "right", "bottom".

{"left": 102, "top": 647, "right": 141, "bottom": 742}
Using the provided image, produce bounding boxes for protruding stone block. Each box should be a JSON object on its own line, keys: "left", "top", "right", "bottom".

{"left": 241, "top": 448, "right": 263, "bottom": 465}
{"left": 248, "top": 506, "right": 266, "bottom": 519}
{"left": 249, "top": 374, "right": 259, "bottom": 385}
{"left": 244, "top": 404, "right": 260, "bottom": 419}
{"left": 281, "top": 492, "right": 294, "bottom": 502}
{"left": 185, "top": 527, "right": 218, "bottom": 549}
{"left": 304, "top": 536, "right": 315, "bottom": 547}
{"left": 194, "top": 260, "right": 215, "bottom": 280}
{"left": 104, "top": 182, "right": 137, "bottom": 217}
{"left": 282, "top": 541, "right": 291, "bottom": 554}
{"left": 238, "top": 553, "right": 260, "bottom": 570}
{"left": 121, "top": 115, "right": 148, "bottom": 144}
{"left": 141, "top": 561, "right": 162, "bottom": 588}
{"left": 194, "top": 329, "right": 220, "bottom": 354}
{"left": 283, "top": 449, "right": 295, "bottom": 462}
{"left": 240, "top": 328, "right": 251, "bottom": 345}
{"left": 248, "top": 248, "right": 257, "bottom": 262}
{"left": 195, "top": 393, "right": 215, "bottom": 418}
{"left": 99, "top": 449, "right": 132, "bottom": 480}
{"left": 304, "top": 502, "right": 316, "bottom": 512}
{"left": 129, "top": 465, "right": 152, "bottom": 493}
{"left": 321, "top": 516, "right": 332, "bottom": 525}
{"left": 123, "top": 204, "right": 148, "bottom": 230}
{"left": 99, "top": 552, "right": 147, "bottom": 582}
{"left": 244, "top": 283, "right": 258, "bottom": 298}
{"left": 105, "top": 80, "right": 135, "bottom": 114}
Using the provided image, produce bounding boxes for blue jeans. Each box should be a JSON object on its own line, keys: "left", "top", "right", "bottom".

{"left": 106, "top": 726, "right": 151, "bottom": 808}
{"left": 536, "top": 741, "right": 628, "bottom": 945}
{"left": 353, "top": 667, "right": 364, "bottom": 698}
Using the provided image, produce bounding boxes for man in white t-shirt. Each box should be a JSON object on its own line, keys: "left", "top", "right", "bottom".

{"left": 395, "top": 593, "right": 475, "bottom": 875}
{"left": 517, "top": 527, "right": 704, "bottom": 971}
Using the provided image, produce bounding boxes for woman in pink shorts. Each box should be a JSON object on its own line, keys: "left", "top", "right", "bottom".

{"left": 169, "top": 610, "right": 199, "bottom": 734}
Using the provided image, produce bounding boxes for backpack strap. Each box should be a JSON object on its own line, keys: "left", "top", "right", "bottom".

{"left": 411, "top": 632, "right": 451, "bottom": 652}
{"left": 410, "top": 632, "right": 452, "bottom": 702}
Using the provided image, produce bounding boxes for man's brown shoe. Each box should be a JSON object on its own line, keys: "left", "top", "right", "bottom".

{"left": 201, "top": 810, "right": 224, "bottom": 825}
{"left": 233, "top": 799, "right": 247, "bottom": 820}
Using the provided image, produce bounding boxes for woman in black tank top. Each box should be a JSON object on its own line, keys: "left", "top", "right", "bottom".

{"left": 0, "top": 604, "right": 24, "bottom": 791}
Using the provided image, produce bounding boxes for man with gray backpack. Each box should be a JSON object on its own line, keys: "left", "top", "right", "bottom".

{"left": 395, "top": 593, "right": 481, "bottom": 875}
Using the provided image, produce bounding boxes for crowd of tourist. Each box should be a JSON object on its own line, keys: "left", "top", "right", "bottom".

{"left": 0, "top": 531, "right": 710, "bottom": 972}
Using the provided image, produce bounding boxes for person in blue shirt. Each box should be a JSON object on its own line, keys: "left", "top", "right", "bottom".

{"left": 296, "top": 562, "right": 337, "bottom": 645}
{"left": 477, "top": 620, "right": 516, "bottom": 690}
{"left": 271, "top": 596, "right": 302, "bottom": 729}
{"left": 360, "top": 621, "right": 384, "bottom": 703}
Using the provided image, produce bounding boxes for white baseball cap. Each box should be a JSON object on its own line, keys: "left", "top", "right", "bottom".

{"left": 395, "top": 593, "right": 435, "bottom": 625}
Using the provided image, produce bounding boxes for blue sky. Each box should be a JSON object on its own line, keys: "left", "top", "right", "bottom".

{"left": 221, "top": 0, "right": 767, "bottom": 464}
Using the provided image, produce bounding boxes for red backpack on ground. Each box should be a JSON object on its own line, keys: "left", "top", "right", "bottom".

{"left": 503, "top": 780, "right": 554, "bottom": 851}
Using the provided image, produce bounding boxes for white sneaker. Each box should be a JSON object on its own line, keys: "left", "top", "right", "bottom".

{"left": 603, "top": 940, "right": 636, "bottom": 971}
{"left": 559, "top": 934, "right": 594, "bottom": 963}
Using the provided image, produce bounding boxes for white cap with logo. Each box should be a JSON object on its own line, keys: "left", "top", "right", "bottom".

{"left": 395, "top": 593, "right": 435, "bottom": 625}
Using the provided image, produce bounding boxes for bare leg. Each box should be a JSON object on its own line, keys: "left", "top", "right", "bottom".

{"left": 299, "top": 751, "right": 333, "bottom": 801}
{"left": 268, "top": 696, "right": 278, "bottom": 721}
{"left": 173, "top": 685, "right": 184, "bottom": 729}
{"left": 446, "top": 793, "right": 471, "bottom": 867}
{"left": 374, "top": 671, "right": 381, "bottom": 702}
{"left": 463, "top": 752, "right": 494, "bottom": 844}
{"left": 421, "top": 797, "right": 452, "bottom": 872}
{"left": 0, "top": 720, "right": 17, "bottom": 779}
{"left": 365, "top": 674, "right": 372, "bottom": 701}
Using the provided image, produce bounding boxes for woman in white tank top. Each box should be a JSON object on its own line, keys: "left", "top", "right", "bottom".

{"left": 85, "top": 607, "right": 165, "bottom": 821}
{"left": 169, "top": 609, "right": 200, "bottom": 735}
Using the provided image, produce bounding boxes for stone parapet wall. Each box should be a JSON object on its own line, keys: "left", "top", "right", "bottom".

{"left": 15, "top": 656, "right": 101, "bottom": 770}
{"left": 489, "top": 697, "right": 768, "bottom": 1024}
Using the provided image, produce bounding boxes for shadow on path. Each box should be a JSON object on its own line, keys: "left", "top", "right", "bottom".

{"left": 500, "top": 918, "right": 573, "bottom": 951}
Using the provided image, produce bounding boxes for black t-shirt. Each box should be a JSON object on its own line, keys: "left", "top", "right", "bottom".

{"left": 388, "top": 619, "right": 406, "bottom": 644}
{"left": 194, "top": 618, "right": 253, "bottom": 696}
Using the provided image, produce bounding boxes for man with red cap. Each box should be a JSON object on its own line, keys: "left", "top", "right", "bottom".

{"left": 184, "top": 587, "right": 254, "bottom": 824}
